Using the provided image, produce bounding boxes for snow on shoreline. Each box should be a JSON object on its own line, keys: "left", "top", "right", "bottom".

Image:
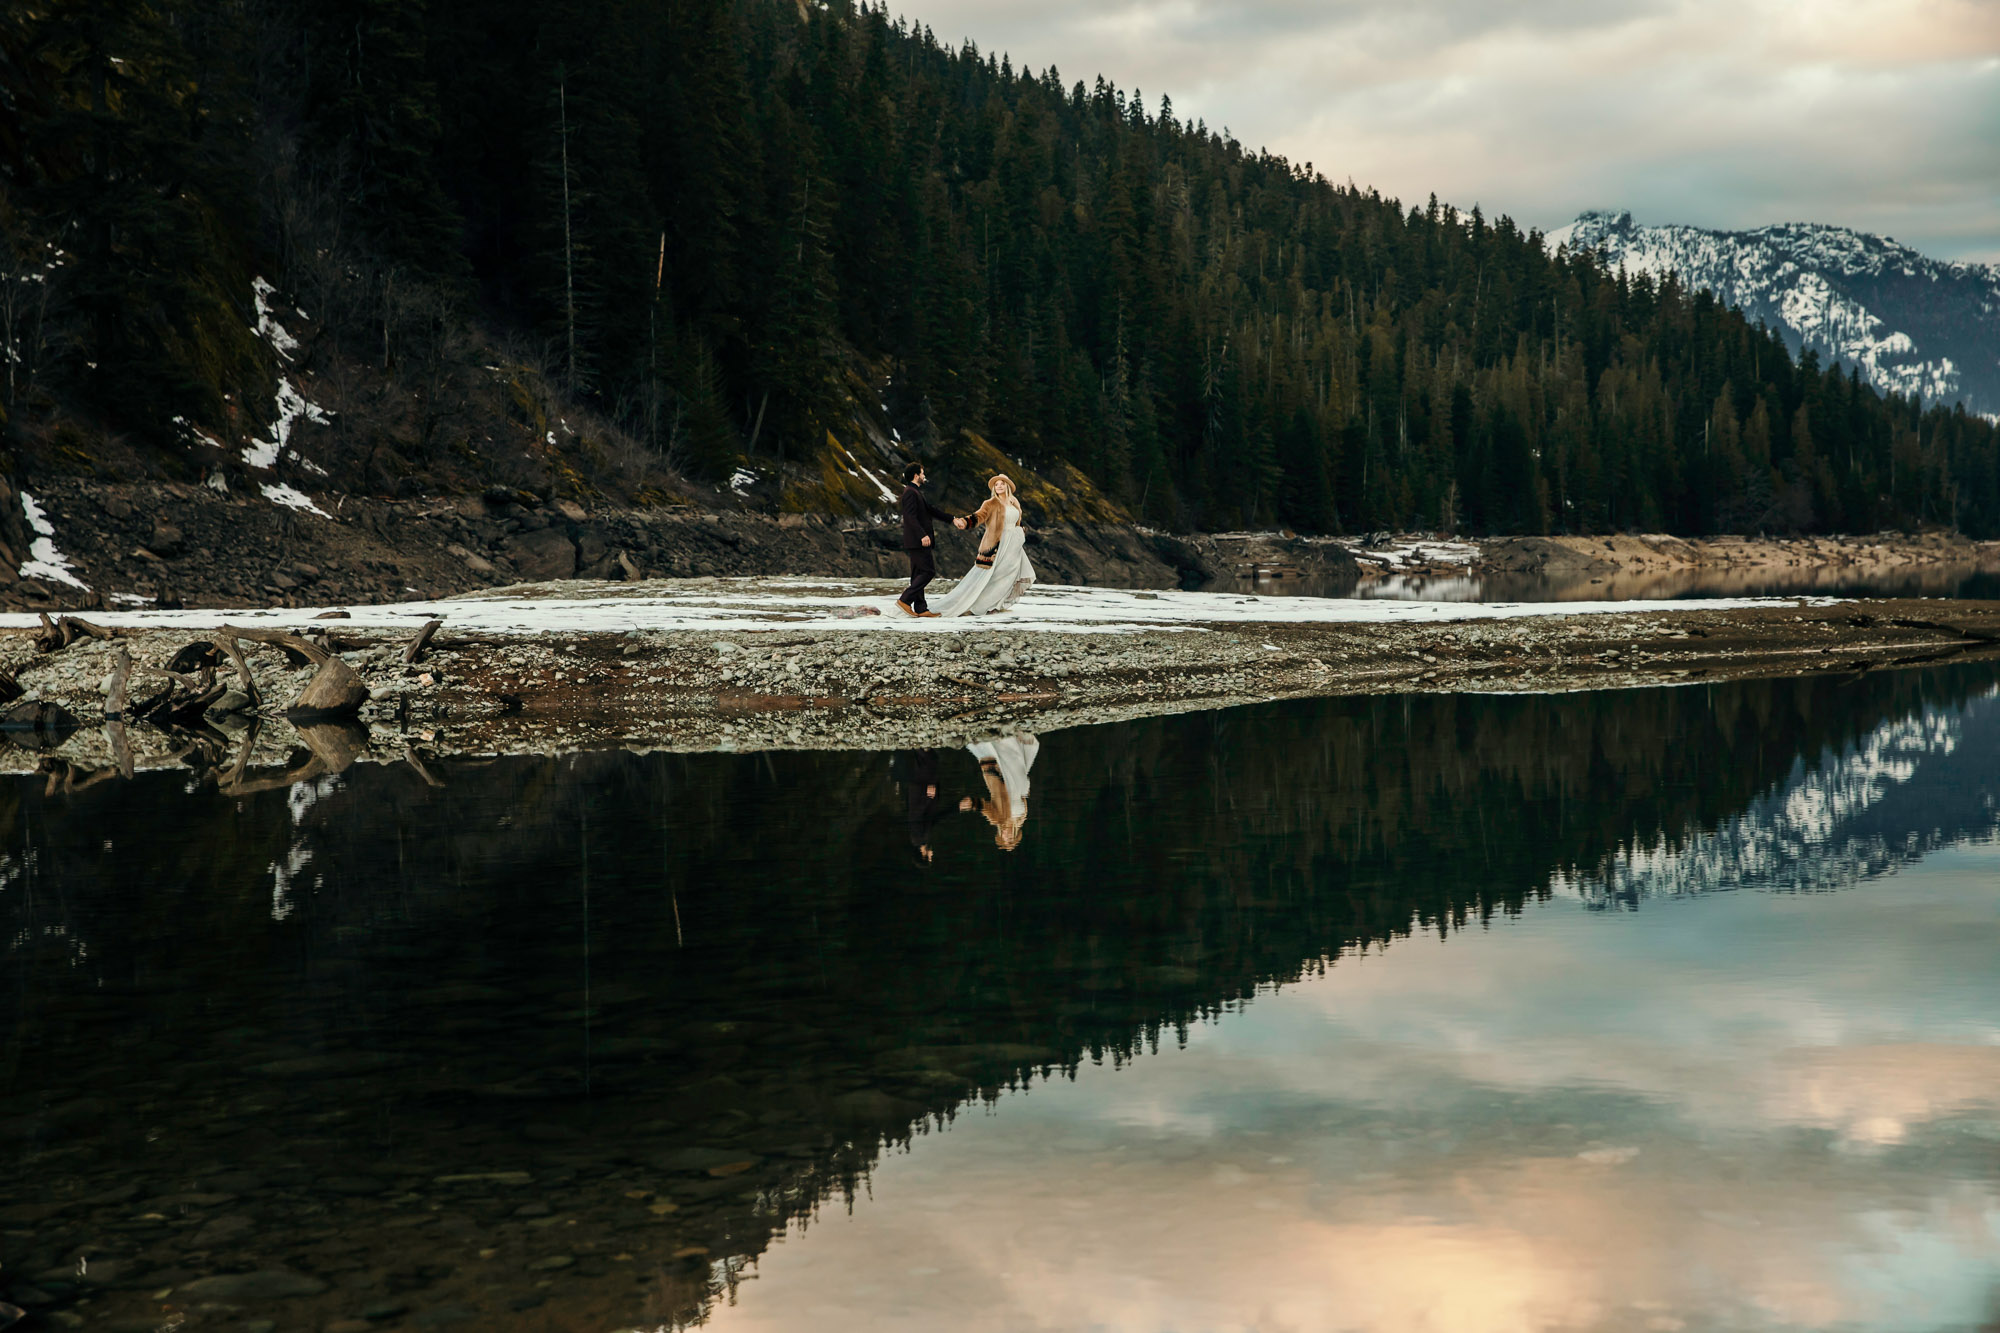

{"left": 0, "top": 580, "right": 1826, "bottom": 638}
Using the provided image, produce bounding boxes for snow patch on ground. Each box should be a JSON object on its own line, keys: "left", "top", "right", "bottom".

{"left": 829, "top": 440, "right": 899, "bottom": 507}
{"left": 0, "top": 578, "right": 1823, "bottom": 638}
{"left": 172, "top": 415, "right": 227, "bottom": 450}
{"left": 251, "top": 277, "right": 300, "bottom": 361}
{"left": 260, "top": 482, "right": 331, "bottom": 518}
{"left": 729, "top": 468, "right": 759, "bottom": 495}
{"left": 17, "top": 492, "right": 90, "bottom": 590}
{"left": 241, "top": 377, "right": 331, "bottom": 471}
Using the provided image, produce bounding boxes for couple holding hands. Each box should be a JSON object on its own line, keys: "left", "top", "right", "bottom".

{"left": 894, "top": 463, "right": 1037, "bottom": 619}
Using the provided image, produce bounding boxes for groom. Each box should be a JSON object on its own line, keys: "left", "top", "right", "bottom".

{"left": 896, "top": 462, "right": 966, "bottom": 618}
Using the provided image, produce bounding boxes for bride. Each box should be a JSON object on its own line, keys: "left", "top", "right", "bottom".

{"left": 929, "top": 474, "right": 1036, "bottom": 617}
{"left": 960, "top": 730, "right": 1039, "bottom": 850}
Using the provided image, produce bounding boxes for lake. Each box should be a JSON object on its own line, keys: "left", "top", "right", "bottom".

{"left": 5, "top": 665, "right": 1999, "bottom": 1332}
{"left": 1231, "top": 564, "right": 2000, "bottom": 603}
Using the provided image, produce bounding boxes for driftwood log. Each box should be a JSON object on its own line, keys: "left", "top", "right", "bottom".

{"left": 288, "top": 655, "right": 369, "bottom": 718}
{"left": 216, "top": 623, "right": 373, "bottom": 717}
{"left": 216, "top": 634, "right": 261, "bottom": 706}
{"left": 220, "top": 623, "right": 330, "bottom": 666}
{"left": 33, "top": 612, "right": 119, "bottom": 654}
{"left": 149, "top": 662, "right": 227, "bottom": 728}
{"left": 104, "top": 643, "right": 133, "bottom": 717}
{"left": 403, "top": 617, "right": 443, "bottom": 666}
{"left": 167, "top": 641, "right": 221, "bottom": 674}
{"left": 126, "top": 677, "right": 174, "bottom": 719}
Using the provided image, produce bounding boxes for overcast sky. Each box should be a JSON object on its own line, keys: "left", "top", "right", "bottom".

{"left": 901, "top": 0, "right": 2000, "bottom": 263}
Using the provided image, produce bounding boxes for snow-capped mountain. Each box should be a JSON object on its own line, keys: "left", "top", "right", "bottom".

{"left": 1549, "top": 211, "right": 2000, "bottom": 417}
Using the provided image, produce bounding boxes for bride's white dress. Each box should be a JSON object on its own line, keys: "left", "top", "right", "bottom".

{"left": 930, "top": 502, "right": 1036, "bottom": 617}
{"left": 966, "top": 733, "right": 1039, "bottom": 822}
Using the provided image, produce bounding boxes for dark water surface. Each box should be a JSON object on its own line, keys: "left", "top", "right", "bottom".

{"left": 6, "top": 668, "right": 2000, "bottom": 1332}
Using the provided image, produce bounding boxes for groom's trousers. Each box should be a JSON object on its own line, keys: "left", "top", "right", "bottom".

{"left": 900, "top": 547, "right": 937, "bottom": 613}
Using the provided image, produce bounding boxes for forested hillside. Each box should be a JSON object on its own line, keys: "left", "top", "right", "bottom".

{"left": 4, "top": 0, "right": 1998, "bottom": 536}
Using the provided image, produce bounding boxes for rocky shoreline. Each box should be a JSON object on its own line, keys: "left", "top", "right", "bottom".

{"left": 1, "top": 478, "right": 1370, "bottom": 612}
{"left": 5, "top": 581, "right": 2000, "bottom": 778}
{"left": 7, "top": 475, "right": 1997, "bottom": 615}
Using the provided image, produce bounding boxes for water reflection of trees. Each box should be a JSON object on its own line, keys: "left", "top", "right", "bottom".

{"left": 3, "top": 664, "right": 1998, "bottom": 1328}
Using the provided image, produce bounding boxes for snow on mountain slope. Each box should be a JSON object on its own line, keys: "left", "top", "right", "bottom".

{"left": 1550, "top": 211, "right": 2000, "bottom": 416}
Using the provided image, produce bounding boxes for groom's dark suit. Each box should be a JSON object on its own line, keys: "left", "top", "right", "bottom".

{"left": 898, "top": 481, "right": 956, "bottom": 614}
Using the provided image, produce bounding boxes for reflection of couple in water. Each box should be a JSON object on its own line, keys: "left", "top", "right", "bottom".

{"left": 898, "top": 731, "right": 1040, "bottom": 860}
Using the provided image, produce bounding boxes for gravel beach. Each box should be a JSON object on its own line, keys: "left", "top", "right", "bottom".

{"left": 5, "top": 578, "right": 1999, "bottom": 777}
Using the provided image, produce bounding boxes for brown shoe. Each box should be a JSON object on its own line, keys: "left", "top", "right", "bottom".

{"left": 894, "top": 599, "right": 917, "bottom": 617}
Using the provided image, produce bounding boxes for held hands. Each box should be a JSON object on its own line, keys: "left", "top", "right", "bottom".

{"left": 953, "top": 517, "right": 968, "bottom": 529}
{"left": 921, "top": 535, "right": 932, "bottom": 547}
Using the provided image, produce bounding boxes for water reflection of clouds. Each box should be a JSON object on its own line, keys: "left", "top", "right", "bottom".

{"left": 712, "top": 850, "right": 2000, "bottom": 1332}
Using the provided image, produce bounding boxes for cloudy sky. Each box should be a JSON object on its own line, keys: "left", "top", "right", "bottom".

{"left": 901, "top": 0, "right": 2000, "bottom": 263}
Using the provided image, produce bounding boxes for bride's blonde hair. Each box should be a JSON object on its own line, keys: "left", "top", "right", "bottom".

{"left": 989, "top": 474, "right": 1017, "bottom": 500}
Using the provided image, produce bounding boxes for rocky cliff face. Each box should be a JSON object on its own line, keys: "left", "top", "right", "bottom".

{"left": 1549, "top": 211, "right": 2000, "bottom": 416}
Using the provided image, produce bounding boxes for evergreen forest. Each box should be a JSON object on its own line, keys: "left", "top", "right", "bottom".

{"left": 4, "top": 0, "right": 1998, "bottom": 535}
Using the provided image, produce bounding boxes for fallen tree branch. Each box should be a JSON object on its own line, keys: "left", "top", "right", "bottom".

{"left": 162, "top": 680, "right": 228, "bottom": 727}
{"left": 63, "top": 615, "right": 115, "bottom": 642}
{"left": 217, "top": 634, "right": 261, "bottom": 705}
{"left": 221, "top": 623, "right": 331, "bottom": 666}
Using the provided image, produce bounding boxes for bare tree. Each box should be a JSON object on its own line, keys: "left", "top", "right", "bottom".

{"left": 0, "top": 222, "right": 63, "bottom": 435}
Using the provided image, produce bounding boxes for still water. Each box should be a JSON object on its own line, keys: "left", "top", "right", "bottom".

{"left": 5, "top": 668, "right": 2000, "bottom": 1332}
{"left": 1233, "top": 565, "right": 2000, "bottom": 603}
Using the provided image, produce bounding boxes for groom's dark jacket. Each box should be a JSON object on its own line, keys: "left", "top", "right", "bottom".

{"left": 899, "top": 483, "right": 955, "bottom": 551}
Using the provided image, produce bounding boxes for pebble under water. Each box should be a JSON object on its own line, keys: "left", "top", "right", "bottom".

{"left": 5, "top": 665, "right": 2000, "bottom": 1332}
